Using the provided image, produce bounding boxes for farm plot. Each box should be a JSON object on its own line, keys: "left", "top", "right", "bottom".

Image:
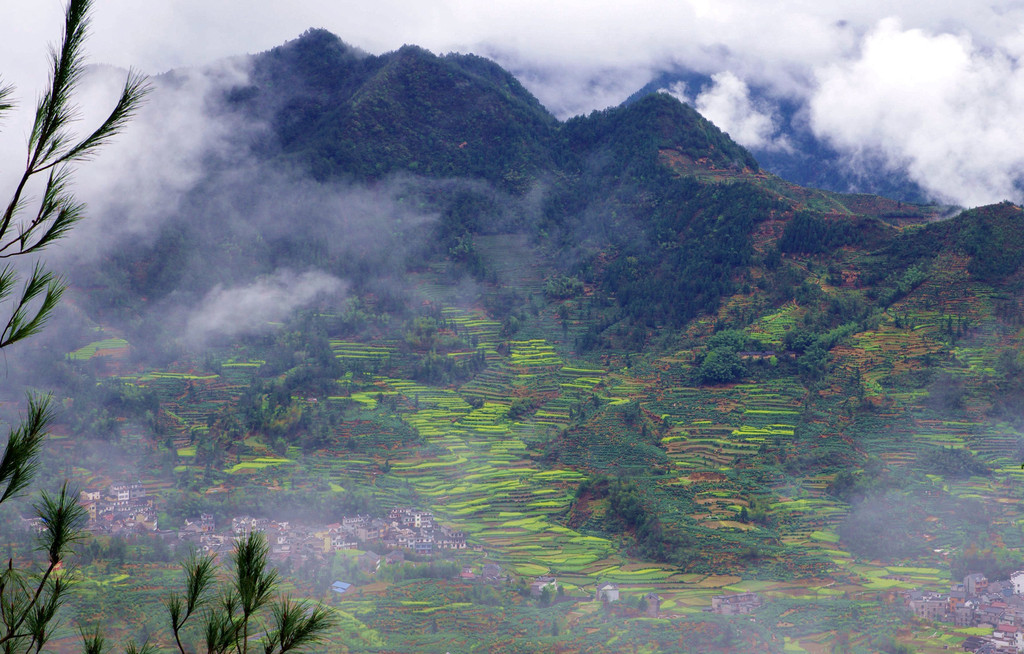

{"left": 647, "top": 380, "right": 805, "bottom": 517}
{"left": 745, "top": 302, "right": 802, "bottom": 346}
{"left": 837, "top": 327, "right": 938, "bottom": 397}
{"left": 67, "top": 337, "right": 129, "bottom": 360}
{"left": 225, "top": 456, "right": 295, "bottom": 474}
{"left": 439, "top": 306, "right": 503, "bottom": 344}
{"left": 331, "top": 341, "right": 395, "bottom": 368}
{"left": 347, "top": 348, "right": 648, "bottom": 579}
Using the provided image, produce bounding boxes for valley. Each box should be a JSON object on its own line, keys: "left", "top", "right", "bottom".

{"left": 5, "top": 25, "right": 1024, "bottom": 654}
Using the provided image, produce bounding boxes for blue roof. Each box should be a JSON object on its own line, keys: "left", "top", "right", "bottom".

{"left": 331, "top": 581, "right": 352, "bottom": 594}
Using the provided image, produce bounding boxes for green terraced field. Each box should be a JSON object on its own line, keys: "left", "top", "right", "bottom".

{"left": 67, "top": 337, "right": 129, "bottom": 360}
{"left": 54, "top": 261, "right": 1024, "bottom": 654}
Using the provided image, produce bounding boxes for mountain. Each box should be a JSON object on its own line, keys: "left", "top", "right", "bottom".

{"left": 229, "top": 29, "right": 560, "bottom": 187}
{"left": 626, "top": 68, "right": 932, "bottom": 203}
{"left": 111, "top": 29, "right": 949, "bottom": 342}
{"left": 15, "top": 29, "right": 1024, "bottom": 653}
{"left": 78, "top": 31, "right": 789, "bottom": 337}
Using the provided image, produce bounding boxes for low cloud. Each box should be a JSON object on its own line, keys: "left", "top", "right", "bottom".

{"left": 809, "top": 18, "right": 1024, "bottom": 206}
{"left": 663, "top": 73, "right": 790, "bottom": 152}
{"left": 52, "top": 60, "right": 436, "bottom": 271}
{"left": 184, "top": 270, "right": 347, "bottom": 345}
{"left": 21, "top": 60, "right": 442, "bottom": 357}
{"left": 67, "top": 58, "right": 255, "bottom": 258}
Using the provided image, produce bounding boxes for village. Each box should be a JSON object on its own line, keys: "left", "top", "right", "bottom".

{"left": 78, "top": 480, "right": 1024, "bottom": 648}
{"left": 904, "top": 572, "right": 1024, "bottom": 653}
{"left": 65, "top": 481, "right": 772, "bottom": 618}
{"left": 75, "top": 483, "right": 467, "bottom": 561}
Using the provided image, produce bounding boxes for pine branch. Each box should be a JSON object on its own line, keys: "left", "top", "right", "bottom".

{"left": 0, "top": 84, "right": 13, "bottom": 115}
{"left": 264, "top": 598, "right": 335, "bottom": 654}
{"left": 35, "top": 482, "right": 87, "bottom": 567}
{"left": 0, "top": 263, "right": 65, "bottom": 349}
{"left": 0, "top": 394, "right": 53, "bottom": 504}
{"left": 166, "top": 550, "right": 217, "bottom": 654}
{"left": 79, "top": 625, "right": 105, "bottom": 654}
{"left": 0, "top": 561, "right": 58, "bottom": 648}
{"left": 232, "top": 533, "right": 278, "bottom": 654}
{"left": 0, "top": 483, "right": 85, "bottom": 648}
{"left": 58, "top": 69, "right": 149, "bottom": 165}
{"left": 0, "top": 1, "right": 147, "bottom": 652}
{"left": 0, "top": 0, "right": 149, "bottom": 251}
{"left": 123, "top": 640, "right": 157, "bottom": 654}
{"left": 0, "top": 166, "right": 83, "bottom": 259}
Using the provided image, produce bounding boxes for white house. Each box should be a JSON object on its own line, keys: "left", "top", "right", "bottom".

{"left": 595, "top": 582, "right": 620, "bottom": 603}
{"left": 1011, "top": 570, "right": 1024, "bottom": 595}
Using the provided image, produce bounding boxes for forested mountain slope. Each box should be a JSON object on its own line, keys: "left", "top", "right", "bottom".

{"left": 626, "top": 69, "right": 932, "bottom": 203}
{"left": 11, "top": 28, "right": 1024, "bottom": 653}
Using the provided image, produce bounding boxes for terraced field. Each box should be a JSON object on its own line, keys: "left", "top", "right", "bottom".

{"left": 67, "top": 337, "right": 130, "bottom": 360}
{"left": 53, "top": 252, "right": 1024, "bottom": 654}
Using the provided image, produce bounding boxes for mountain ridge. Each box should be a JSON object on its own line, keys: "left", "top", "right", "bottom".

{"left": 625, "top": 67, "right": 933, "bottom": 203}
{"left": 81, "top": 28, "right": 1000, "bottom": 353}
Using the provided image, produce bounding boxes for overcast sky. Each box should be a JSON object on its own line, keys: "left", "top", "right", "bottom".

{"left": 4, "top": 0, "right": 1024, "bottom": 205}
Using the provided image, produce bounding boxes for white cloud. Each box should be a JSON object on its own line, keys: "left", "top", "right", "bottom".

{"left": 809, "top": 17, "right": 1024, "bottom": 206}
{"left": 66, "top": 58, "right": 254, "bottom": 256}
{"left": 6, "top": 1, "right": 1023, "bottom": 115}
{"left": 687, "top": 72, "right": 789, "bottom": 152}
{"left": 6, "top": 2, "right": 1024, "bottom": 206}
{"left": 184, "top": 270, "right": 347, "bottom": 344}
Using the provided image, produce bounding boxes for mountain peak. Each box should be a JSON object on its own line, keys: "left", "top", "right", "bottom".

{"left": 638, "top": 92, "right": 759, "bottom": 172}
{"left": 281, "top": 28, "right": 369, "bottom": 60}
{"left": 562, "top": 91, "right": 759, "bottom": 178}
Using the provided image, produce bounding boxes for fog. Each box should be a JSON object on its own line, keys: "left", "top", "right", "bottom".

{"left": 6, "top": 2, "right": 1024, "bottom": 207}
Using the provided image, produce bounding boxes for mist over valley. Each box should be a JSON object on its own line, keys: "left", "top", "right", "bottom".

{"left": 5, "top": 20, "right": 1024, "bottom": 654}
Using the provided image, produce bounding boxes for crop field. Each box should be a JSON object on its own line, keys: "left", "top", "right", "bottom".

{"left": 330, "top": 340, "right": 395, "bottom": 367}
{"left": 745, "top": 302, "right": 802, "bottom": 346}
{"left": 48, "top": 246, "right": 1024, "bottom": 654}
{"left": 67, "top": 337, "right": 130, "bottom": 360}
{"left": 99, "top": 310, "right": 942, "bottom": 594}
{"left": 349, "top": 371, "right": 624, "bottom": 579}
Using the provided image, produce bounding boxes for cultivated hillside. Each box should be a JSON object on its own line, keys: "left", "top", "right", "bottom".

{"left": 11, "top": 28, "right": 1024, "bottom": 653}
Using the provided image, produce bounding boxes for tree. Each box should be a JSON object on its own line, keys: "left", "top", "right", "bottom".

{"left": 538, "top": 584, "right": 553, "bottom": 607}
{"left": 160, "top": 532, "right": 334, "bottom": 654}
{"left": 0, "top": 1, "right": 147, "bottom": 652}
{"left": 1, "top": 1, "right": 147, "bottom": 350}
{"left": 696, "top": 347, "right": 745, "bottom": 385}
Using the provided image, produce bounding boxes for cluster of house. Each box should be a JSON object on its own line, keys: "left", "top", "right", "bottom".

{"left": 905, "top": 572, "right": 1024, "bottom": 653}
{"left": 79, "top": 483, "right": 157, "bottom": 534}
{"left": 176, "top": 506, "right": 468, "bottom": 563}
{"left": 709, "top": 592, "right": 763, "bottom": 615}
{"left": 74, "top": 481, "right": 470, "bottom": 565}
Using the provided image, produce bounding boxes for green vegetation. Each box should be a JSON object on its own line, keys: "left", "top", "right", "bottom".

{"left": 916, "top": 446, "right": 990, "bottom": 479}
{"left": 778, "top": 211, "right": 858, "bottom": 254}
{"left": 160, "top": 532, "right": 334, "bottom": 654}
{"left": 11, "top": 25, "right": 1024, "bottom": 654}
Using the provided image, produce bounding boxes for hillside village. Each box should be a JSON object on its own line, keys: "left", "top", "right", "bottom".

{"left": 65, "top": 482, "right": 1024, "bottom": 650}
{"left": 73, "top": 483, "right": 466, "bottom": 563}
{"left": 905, "top": 573, "right": 1024, "bottom": 653}
{"left": 61, "top": 481, "right": 774, "bottom": 618}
